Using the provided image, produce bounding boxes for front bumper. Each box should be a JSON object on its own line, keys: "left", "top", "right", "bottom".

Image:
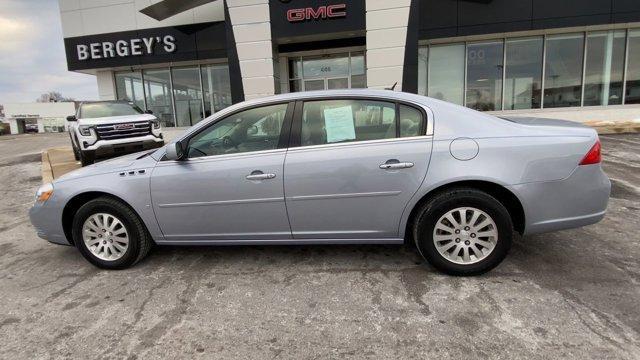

{"left": 29, "top": 198, "right": 70, "bottom": 246}
{"left": 83, "top": 135, "right": 164, "bottom": 158}
{"left": 510, "top": 164, "right": 611, "bottom": 235}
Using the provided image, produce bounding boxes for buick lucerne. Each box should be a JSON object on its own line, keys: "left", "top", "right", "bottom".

{"left": 29, "top": 90, "right": 611, "bottom": 275}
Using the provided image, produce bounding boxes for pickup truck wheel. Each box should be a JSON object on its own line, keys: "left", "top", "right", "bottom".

{"left": 72, "top": 197, "right": 153, "bottom": 269}
{"left": 413, "top": 188, "right": 513, "bottom": 276}
{"left": 69, "top": 134, "right": 80, "bottom": 161}
{"left": 80, "top": 151, "right": 95, "bottom": 166}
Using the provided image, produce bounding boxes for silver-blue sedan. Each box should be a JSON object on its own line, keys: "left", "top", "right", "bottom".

{"left": 29, "top": 90, "right": 610, "bottom": 275}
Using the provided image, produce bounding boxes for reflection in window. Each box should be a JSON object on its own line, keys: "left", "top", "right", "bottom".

{"left": 544, "top": 34, "right": 584, "bottom": 108}
{"left": 584, "top": 30, "right": 626, "bottom": 106}
{"left": 201, "top": 64, "right": 232, "bottom": 117}
{"left": 143, "top": 69, "right": 175, "bottom": 127}
{"left": 428, "top": 44, "right": 465, "bottom": 105}
{"left": 115, "top": 71, "right": 145, "bottom": 110}
{"left": 172, "top": 66, "right": 203, "bottom": 127}
{"left": 625, "top": 29, "right": 640, "bottom": 104}
{"left": 187, "top": 103, "right": 287, "bottom": 158}
{"left": 466, "top": 41, "right": 504, "bottom": 111}
{"left": 504, "top": 37, "right": 543, "bottom": 110}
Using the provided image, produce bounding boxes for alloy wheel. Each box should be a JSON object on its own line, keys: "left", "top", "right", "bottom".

{"left": 432, "top": 207, "right": 498, "bottom": 265}
{"left": 82, "top": 213, "right": 129, "bottom": 261}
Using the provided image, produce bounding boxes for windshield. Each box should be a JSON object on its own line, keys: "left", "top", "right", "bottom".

{"left": 80, "top": 102, "right": 143, "bottom": 119}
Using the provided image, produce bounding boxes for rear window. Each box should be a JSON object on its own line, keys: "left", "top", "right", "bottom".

{"left": 80, "top": 102, "right": 143, "bottom": 119}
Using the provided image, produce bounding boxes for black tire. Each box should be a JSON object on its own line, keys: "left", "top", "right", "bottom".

{"left": 80, "top": 150, "right": 94, "bottom": 166}
{"left": 413, "top": 188, "right": 513, "bottom": 276}
{"left": 72, "top": 197, "right": 153, "bottom": 269}
{"left": 71, "top": 138, "right": 81, "bottom": 161}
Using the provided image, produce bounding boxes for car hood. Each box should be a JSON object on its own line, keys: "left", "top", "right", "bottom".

{"left": 77, "top": 113, "right": 156, "bottom": 126}
{"left": 54, "top": 151, "right": 152, "bottom": 183}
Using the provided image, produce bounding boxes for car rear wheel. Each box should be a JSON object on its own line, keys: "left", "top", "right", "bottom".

{"left": 413, "top": 188, "right": 513, "bottom": 276}
{"left": 72, "top": 197, "right": 153, "bottom": 269}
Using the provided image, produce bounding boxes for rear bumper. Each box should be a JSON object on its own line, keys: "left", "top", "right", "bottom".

{"left": 509, "top": 164, "right": 611, "bottom": 235}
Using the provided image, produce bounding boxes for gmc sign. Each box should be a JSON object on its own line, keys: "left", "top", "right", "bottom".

{"left": 287, "top": 4, "right": 347, "bottom": 22}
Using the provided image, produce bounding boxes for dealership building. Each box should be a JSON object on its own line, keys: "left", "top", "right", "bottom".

{"left": 58, "top": 0, "right": 640, "bottom": 128}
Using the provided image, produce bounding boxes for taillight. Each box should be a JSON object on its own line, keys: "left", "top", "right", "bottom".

{"left": 579, "top": 138, "right": 601, "bottom": 165}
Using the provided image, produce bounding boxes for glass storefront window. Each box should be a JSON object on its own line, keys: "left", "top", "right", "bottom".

{"left": 543, "top": 33, "right": 585, "bottom": 108}
{"left": 143, "top": 69, "right": 175, "bottom": 127}
{"left": 427, "top": 43, "right": 465, "bottom": 105}
{"left": 172, "top": 66, "right": 204, "bottom": 127}
{"left": 419, "top": 28, "right": 640, "bottom": 110}
{"left": 466, "top": 41, "right": 504, "bottom": 111}
{"left": 201, "top": 64, "right": 232, "bottom": 117}
{"left": 115, "top": 71, "right": 145, "bottom": 110}
{"left": 351, "top": 52, "right": 366, "bottom": 88}
{"left": 625, "top": 29, "right": 640, "bottom": 104}
{"left": 417, "top": 47, "right": 428, "bottom": 96}
{"left": 584, "top": 30, "right": 626, "bottom": 106}
{"left": 504, "top": 37, "right": 543, "bottom": 110}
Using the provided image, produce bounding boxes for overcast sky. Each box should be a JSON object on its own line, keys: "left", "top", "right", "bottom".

{"left": 0, "top": 0, "right": 98, "bottom": 104}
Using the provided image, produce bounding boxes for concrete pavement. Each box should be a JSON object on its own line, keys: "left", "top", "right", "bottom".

{"left": 0, "top": 132, "right": 639, "bottom": 359}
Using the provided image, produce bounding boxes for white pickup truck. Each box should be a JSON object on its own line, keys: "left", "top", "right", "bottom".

{"left": 67, "top": 101, "right": 164, "bottom": 166}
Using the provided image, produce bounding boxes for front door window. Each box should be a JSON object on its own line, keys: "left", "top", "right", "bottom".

{"left": 186, "top": 103, "right": 288, "bottom": 158}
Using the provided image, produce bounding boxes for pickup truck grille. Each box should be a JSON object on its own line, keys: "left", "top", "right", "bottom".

{"left": 95, "top": 121, "right": 151, "bottom": 140}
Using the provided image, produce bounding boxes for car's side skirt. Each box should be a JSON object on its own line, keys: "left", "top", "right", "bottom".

{"left": 154, "top": 238, "right": 405, "bottom": 246}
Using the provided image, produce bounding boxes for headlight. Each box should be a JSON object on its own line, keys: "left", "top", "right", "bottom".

{"left": 35, "top": 183, "right": 54, "bottom": 203}
{"left": 78, "top": 125, "right": 93, "bottom": 136}
{"left": 151, "top": 119, "right": 160, "bottom": 129}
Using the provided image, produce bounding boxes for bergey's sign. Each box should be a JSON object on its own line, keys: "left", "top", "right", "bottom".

{"left": 76, "top": 35, "right": 176, "bottom": 61}
{"left": 64, "top": 21, "right": 228, "bottom": 71}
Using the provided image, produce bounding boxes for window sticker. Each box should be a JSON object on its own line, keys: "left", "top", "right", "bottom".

{"left": 323, "top": 105, "right": 356, "bottom": 143}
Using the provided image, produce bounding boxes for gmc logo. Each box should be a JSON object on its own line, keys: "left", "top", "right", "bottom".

{"left": 114, "top": 123, "right": 134, "bottom": 130}
{"left": 287, "top": 4, "right": 347, "bottom": 22}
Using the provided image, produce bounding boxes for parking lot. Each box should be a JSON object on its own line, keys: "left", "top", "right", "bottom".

{"left": 0, "top": 132, "right": 639, "bottom": 359}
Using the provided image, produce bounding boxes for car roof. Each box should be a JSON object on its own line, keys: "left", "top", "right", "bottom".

{"left": 240, "top": 89, "right": 428, "bottom": 105}
{"left": 79, "top": 100, "right": 133, "bottom": 106}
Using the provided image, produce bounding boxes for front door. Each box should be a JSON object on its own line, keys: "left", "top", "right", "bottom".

{"left": 284, "top": 99, "right": 432, "bottom": 240}
{"left": 150, "top": 103, "right": 293, "bottom": 242}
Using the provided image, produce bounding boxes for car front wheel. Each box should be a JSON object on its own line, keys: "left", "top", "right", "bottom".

{"left": 72, "top": 197, "right": 153, "bottom": 269}
{"left": 413, "top": 188, "right": 513, "bottom": 276}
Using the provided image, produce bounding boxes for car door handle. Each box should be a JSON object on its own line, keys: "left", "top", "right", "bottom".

{"left": 246, "top": 171, "right": 276, "bottom": 181}
{"left": 379, "top": 160, "right": 414, "bottom": 170}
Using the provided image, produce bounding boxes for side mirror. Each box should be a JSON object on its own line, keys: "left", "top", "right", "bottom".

{"left": 66, "top": 115, "right": 77, "bottom": 122}
{"left": 144, "top": 109, "right": 153, "bottom": 115}
{"left": 165, "top": 141, "right": 185, "bottom": 161}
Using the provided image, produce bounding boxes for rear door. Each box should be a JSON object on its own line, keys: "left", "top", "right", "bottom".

{"left": 283, "top": 98, "right": 433, "bottom": 240}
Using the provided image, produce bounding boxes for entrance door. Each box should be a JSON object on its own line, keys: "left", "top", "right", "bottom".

{"left": 288, "top": 51, "right": 366, "bottom": 92}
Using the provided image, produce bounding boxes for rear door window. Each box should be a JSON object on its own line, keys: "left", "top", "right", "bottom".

{"left": 300, "top": 99, "right": 397, "bottom": 146}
